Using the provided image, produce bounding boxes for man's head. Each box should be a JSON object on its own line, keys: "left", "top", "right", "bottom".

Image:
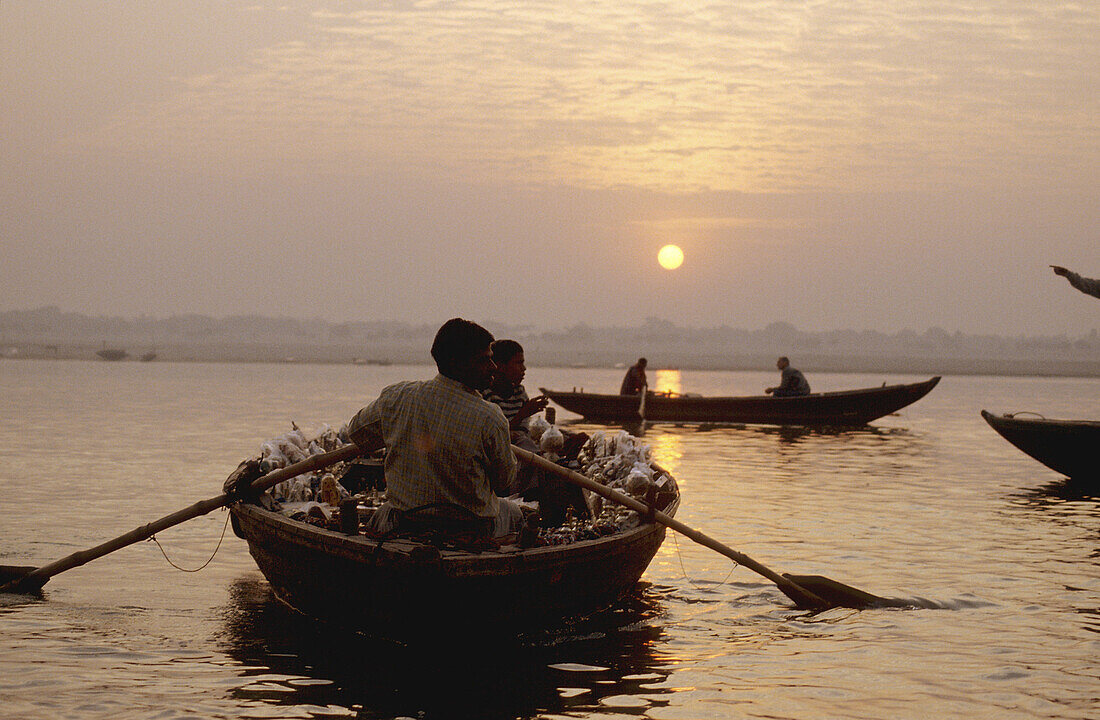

{"left": 776, "top": 356, "right": 790, "bottom": 370}
{"left": 491, "top": 339, "right": 526, "bottom": 386}
{"left": 637, "top": 357, "right": 647, "bottom": 368}
{"left": 431, "top": 318, "right": 496, "bottom": 389}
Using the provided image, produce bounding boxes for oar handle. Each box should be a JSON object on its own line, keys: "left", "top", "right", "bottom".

{"left": 4, "top": 444, "right": 364, "bottom": 592}
{"left": 512, "top": 444, "right": 829, "bottom": 610}
{"left": 246, "top": 443, "right": 363, "bottom": 495}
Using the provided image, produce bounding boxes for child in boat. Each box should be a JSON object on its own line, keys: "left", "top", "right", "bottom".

{"left": 482, "top": 339, "right": 549, "bottom": 441}
{"left": 483, "top": 339, "right": 588, "bottom": 524}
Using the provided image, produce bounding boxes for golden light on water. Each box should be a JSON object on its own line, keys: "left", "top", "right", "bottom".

{"left": 658, "top": 244, "right": 684, "bottom": 270}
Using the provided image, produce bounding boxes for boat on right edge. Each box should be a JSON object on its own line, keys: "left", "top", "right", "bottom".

{"left": 981, "top": 410, "right": 1100, "bottom": 486}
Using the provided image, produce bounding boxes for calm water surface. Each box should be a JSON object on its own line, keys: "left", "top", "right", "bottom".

{"left": 1, "top": 361, "right": 1097, "bottom": 719}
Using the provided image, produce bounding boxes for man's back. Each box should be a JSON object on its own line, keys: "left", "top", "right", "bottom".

{"left": 348, "top": 375, "right": 515, "bottom": 518}
{"left": 620, "top": 365, "right": 646, "bottom": 395}
{"left": 779, "top": 366, "right": 811, "bottom": 396}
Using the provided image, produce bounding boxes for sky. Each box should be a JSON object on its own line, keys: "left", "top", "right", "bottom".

{"left": 2, "top": 1, "right": 1097, "bottom": 335}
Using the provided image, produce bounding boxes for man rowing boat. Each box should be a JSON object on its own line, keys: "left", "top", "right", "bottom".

{"left": 619, "top": 357, "right": 648, "bottom": 395}
{"left": 346, "top": 318, "right": 525, "bottom": 538}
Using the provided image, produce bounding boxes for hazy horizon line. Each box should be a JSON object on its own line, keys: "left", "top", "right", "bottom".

{"left": 4, "top": 304, "right": 1099, "bottom": 340}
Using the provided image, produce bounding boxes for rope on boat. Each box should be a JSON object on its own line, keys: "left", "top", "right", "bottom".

{"left": 669, "top": 529, "right": 739, "bottom": 589}
{"left": 147, "top": 509, "right": 232, "bottom": 573}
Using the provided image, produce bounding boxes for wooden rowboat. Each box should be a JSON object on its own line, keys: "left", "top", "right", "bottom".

{"left": 981, "top": 409, "right": 1100, "bottom": 484}
{"left": 540, "top": 376, "right": 940, "bottom": 427}
{"left": 229, "top": 472, "right": 680, "bottom": 633}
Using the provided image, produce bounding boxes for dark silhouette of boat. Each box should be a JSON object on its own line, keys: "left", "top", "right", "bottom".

{"left": 140, "top": 351, "right": 157, "bottom": 362}
{"left": 540, "top": 376, "right": 940, "bottom": 427}
{"left": 96, "top": 348, "right": 128, "bottom": 361}
{"left": 981, "top": 410, "right": 1099, "bottom": 485}
{"left": 228, "top": 469, "right": 680, "bottom": 634}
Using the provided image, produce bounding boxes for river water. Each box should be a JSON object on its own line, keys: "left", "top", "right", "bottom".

{"left": 1, "top": 360, "right": 1096, "bottom": 720}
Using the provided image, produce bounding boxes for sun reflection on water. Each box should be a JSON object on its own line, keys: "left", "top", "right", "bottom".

{"left": 652, "top": 368, "right": 682, "bottom": 395}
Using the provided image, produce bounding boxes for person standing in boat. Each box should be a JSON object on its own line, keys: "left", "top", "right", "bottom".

{"left": 1051, "top": 265, "right": 1100, "bottom": 300}
{"left": 345, "top": 318, "right": 525, "bottom": 538}
{"left": 620, "top": 357, "right": 648, "bottom": 395}
{"left": 765, "top": 356, "right": 811, "bottom": 397}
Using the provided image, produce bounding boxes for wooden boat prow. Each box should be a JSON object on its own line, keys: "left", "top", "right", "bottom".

{"left": 981, "top": 409, "right": 1100, "bottom": 484}
{"left": 541, "top": 376, "right": 940, "bottom": 427}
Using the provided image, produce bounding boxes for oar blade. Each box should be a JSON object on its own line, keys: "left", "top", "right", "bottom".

{"left": 783, "top": 574, "right": 900, "bottom": 609}
{"left": 0, "top": 565, "right": 47, "bottom": 594}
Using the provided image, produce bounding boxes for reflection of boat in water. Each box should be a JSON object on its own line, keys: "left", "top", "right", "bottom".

{"left": 95, "top": 348, "right": 128, "bottom": 361}
{"left": 541, "top": 377, "right": 940, "bottom": 427}
{"left": 218, "top": 576, "right": 672, "bottom": 715}
{"left": 981, "top": 410, "right": 1099, "bottom": 486}
{"left": 228, "top": 464, "right": 680, "bottom": 635}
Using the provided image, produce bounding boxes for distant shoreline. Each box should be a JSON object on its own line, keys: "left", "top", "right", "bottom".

{"left": 3, "top": 308, "right": 1098, "bottom": 378}
{"left": 3, "top": 339, "right": 1099, "bottom": 378}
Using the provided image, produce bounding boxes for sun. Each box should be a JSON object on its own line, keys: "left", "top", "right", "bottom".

{"left": 657, "top": 244, "right": 684, "bottom": 270}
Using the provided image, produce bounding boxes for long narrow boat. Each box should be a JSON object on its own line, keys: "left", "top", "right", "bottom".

{"left": 229, "top": 460, "right": 680, "bottom": 633}
{"left": 981, "top": 410, "right": 1100, "bottom": 484}
{"left": 540, "top": 376, "right": 940, "bottom": 427}
{"left": 96, "top": 348, "right": 128, "bottom": 361}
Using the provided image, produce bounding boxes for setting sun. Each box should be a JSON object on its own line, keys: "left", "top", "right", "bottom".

{"left": 657, "top": 244, "right": 684, "bottom": 270}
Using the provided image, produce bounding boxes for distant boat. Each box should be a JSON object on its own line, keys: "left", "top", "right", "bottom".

{"left": 981, "top": 410, "right": 1099, "bottom": 485}
{"left": 140, "top": 351, "right": 157, "bottom": 362}
{"left": 96, "top": 348, "right": 128, "bottom": 361}
{"left": 541, "top": 377, "right": 941, "bottom": 427}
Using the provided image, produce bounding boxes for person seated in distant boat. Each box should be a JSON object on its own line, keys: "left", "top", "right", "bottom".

{"left": 345, "top": 318, "right": 525, "bottom": 539}
{"left": 1051, "top": 265, "right": 1100, "bottom": 300}
{"left": 620, "top": 357, "right": 648, "bottom": 395}
{"left": 765, "top": 356, "right": 811, "bottom": 397}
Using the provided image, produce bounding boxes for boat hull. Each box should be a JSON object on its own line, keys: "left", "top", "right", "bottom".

{"left": 981, "top": 410, "right": 1099, "bottom": 483}
{"left": 230, "top": 498, "right": 676, "bottom": 633}
{"left": 541, "top": 376, "right": 940, "bottom": 427}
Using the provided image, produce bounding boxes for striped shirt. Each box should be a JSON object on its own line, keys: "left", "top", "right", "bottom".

{"left": 347, "top": 374, "right": 516, "bottom": 518}
{"left": 482, "top": 383, "right": 529, "bottom": 424}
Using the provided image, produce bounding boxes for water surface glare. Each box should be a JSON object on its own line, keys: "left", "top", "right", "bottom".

{"left": 1, "top": 361, "right": 1097, "bottom": 719}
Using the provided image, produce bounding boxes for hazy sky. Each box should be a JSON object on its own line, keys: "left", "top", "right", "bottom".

{"left": 2, "top": 1, "right": 1097, "bottom": 334}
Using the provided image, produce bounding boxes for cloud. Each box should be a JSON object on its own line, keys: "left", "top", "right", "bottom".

{"left": 52, "top": 0, "right": 1096, "bottom": 194}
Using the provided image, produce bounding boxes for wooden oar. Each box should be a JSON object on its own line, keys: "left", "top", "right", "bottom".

{"left": 637, "top": 383, "right": 648, "bottom": 435}
{"left": 513, "top": 444, "right": 896, "bottom": 610}
{"left": 0, "top": 443, "right": 364, "bottom": 594}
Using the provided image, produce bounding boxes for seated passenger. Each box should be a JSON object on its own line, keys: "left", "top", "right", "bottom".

{"left": 483, "top": 339, "right": 589, "bottom": 524}
{"left": 764, "top": 356, "right": 811, "bottom": 397}
{"left": 482, "top": 339, "right": 549, "bottom": 437}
